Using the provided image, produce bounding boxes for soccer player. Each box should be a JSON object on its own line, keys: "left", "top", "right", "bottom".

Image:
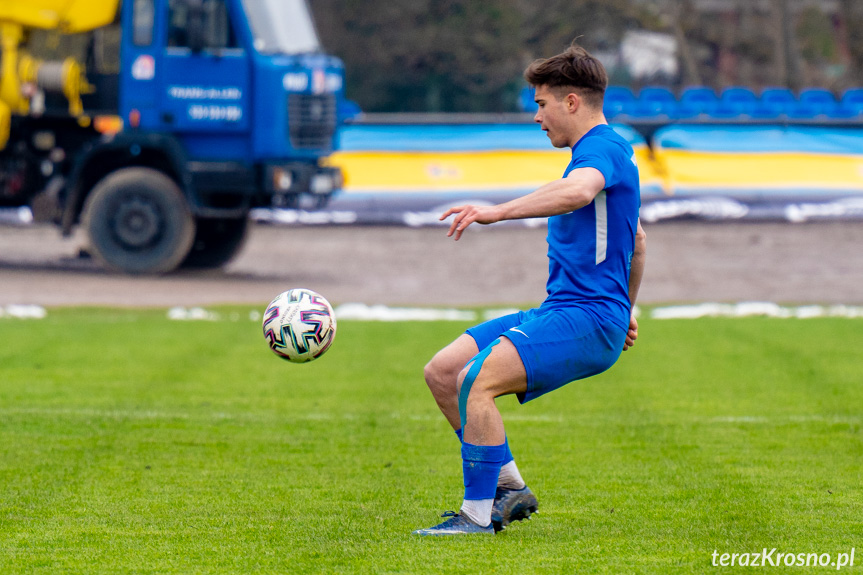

{"left": 413, "top": 41, "right": 647, "bottom": 536}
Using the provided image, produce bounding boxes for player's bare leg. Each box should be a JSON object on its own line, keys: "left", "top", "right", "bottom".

{"left": 455, "top": 337, "right": 538, "bottom": 530}
{"left": 414, "top": 337, "right": 538, "bottom": 535}
{"left": 457, "top": 337, "right": 526, "bottom": 444}
{"left": 423, "top": 334, "right": 478, "bottom": 430}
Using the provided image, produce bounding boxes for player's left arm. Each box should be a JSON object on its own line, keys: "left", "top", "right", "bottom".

{"left": 623, "top": 218, "right": 647, "bottom": 351}
{"left": 441, "top": 167, "right": 605, "bottom": 241}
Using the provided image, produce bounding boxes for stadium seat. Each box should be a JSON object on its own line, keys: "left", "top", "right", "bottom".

{"left": 824, "top": 105, "right": 858, "bottom": 119}
{"left": 603, "top": 86, "right": 636, "bottom": 119}
{"left": 712, "top": 86, "right": 758, "bottom": 118}
{"left": 788, "top": 88, "right": 838, "bottom": 118}
{"left": 676, "top": 86, "right": 718, "bottom": 118}
{"left": 750, "top": 87, "right": 796, "bottom": 119}
{"left": 629, "top": 86, "right": 677, "bottom": 118}
{"left": 338, "top": 99, "right": 363, "bottom": 121}
{"left": 839, "top": 88, "right": 863, "bottom": 118}
{"left": 518, "top": 86, "right": 538, "bottom": 113}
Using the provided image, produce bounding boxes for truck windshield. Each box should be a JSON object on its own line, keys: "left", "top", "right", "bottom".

{"left": 242, "top": 0, "right": 321, "bottom": 54}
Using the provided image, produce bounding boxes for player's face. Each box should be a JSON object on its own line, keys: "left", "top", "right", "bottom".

{"left": 533, "top": 85, "right": 573, "bottom": 148}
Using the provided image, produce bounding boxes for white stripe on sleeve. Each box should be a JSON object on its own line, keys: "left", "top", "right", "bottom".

{"left": 595, "top": 190, "right": 608, "bottom": 265}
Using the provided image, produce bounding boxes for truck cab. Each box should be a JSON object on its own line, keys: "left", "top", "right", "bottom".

{"left": 121, "top": 0, "right": 343, "bottom": 210}
{"left": 1, "top": 0, "right": 345, "bottom": 274}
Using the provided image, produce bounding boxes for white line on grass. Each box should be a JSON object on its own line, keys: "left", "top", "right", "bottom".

{"left": 1, "top": 408, "right": 857, "bottom": 428}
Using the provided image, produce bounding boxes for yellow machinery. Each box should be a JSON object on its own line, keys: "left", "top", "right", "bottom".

{"left": 0, "top": 0, "right": 119, "bottom": 148}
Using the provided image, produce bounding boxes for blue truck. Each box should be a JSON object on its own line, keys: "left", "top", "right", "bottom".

{"left": 0, "top": 0, "right": 345, "bottom": 273}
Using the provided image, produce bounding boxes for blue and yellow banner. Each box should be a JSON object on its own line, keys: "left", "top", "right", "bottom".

{"left": 653, "top": 125, "right": 863, "bottom": 197}
{"left": 329, "top": 123, "right": 666, "bottom": 198}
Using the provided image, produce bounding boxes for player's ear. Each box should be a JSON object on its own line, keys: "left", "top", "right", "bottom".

{"left": 565, "top": 92, "right": 580, "bottom": 113}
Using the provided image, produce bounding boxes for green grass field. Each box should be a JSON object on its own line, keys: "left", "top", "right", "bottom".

{"left": 1, "top": 308, "right": 861, "bottom": 574}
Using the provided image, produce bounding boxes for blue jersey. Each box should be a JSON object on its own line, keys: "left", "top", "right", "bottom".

{"left": 540, "top": 124, "right": 641, "bottom": 331}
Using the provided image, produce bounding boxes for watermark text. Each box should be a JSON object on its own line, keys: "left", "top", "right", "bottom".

{"left": 712, "top": 548, "right": 855, "bottom": 570}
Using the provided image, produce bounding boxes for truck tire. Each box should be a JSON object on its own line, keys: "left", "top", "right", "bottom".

{"left": 181, "top": 217, "right": 249, "bottom": 269}
{"left": 82, "top": 167, "right": 196, "bottom": 274}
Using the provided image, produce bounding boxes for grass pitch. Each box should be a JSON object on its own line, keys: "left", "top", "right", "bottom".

{"left": 1, "top": 308, "right": 861, "bottom": 574}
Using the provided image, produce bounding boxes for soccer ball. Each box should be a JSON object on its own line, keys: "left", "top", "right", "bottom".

{"left": 262, "top": 288, "right": 337, "bottom": 363}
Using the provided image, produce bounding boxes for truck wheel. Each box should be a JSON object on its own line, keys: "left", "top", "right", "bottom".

{"left": 82, "top": 167, "right": 196, "bottom": 274}
{"left": 181, "top": 217, "right": 249, "bottom": 269}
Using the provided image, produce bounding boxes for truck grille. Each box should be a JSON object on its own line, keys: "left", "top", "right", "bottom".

{"left": 288, "top": 94, "right": 337, "bottom": 150}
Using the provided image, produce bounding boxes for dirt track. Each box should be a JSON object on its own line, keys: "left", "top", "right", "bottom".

{"left": 0, "top": 221, "right": 861, "bottom": 307}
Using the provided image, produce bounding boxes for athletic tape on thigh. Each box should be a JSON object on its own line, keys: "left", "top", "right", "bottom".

{"left": 458, "top": 338, "right": 501, "bottom": 432}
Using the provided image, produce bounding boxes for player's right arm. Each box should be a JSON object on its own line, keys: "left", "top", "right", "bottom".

{"left": 441, "top": 167, "right": 605, "bottom": 241}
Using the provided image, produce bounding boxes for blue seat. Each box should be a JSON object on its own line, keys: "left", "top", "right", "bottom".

{"left": 788, "top": 88, "right": 838, "bottom": 118}
{"left": 750, "top": 87, "right": 796, "bottom": 119}
{"left": 518, "top": 86, "right": 538, "bottom": 113}
{"left": 824, "top": 105, "right": 858, "bottom": 119}
{"left": 676, "top": 86, "right": 718, "bottom": 118}
{"left": 603, "top": 86, "right": 636, "bottom": 119}
{"left": 712, "top": 86, "right": 758, "bottom": 118}
{"left": 338, "top": 99, "right": 362, "bottom": 121}
{"left": 629, "top": 86, "right": 677, "bottom": 118}
{"left": 799, "top": 88, "right": 836, "bottom": 104}
{"left": 838, "top": 88, "right": 863, "bottom": 118}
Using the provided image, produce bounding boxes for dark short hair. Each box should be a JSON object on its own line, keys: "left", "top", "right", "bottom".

{"left": 524, "top": 41, "right": 608, "bottom": 109}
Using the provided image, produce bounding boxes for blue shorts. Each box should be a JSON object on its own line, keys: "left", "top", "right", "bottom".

{"left": 466, "top": 306, "right": 626, "bottom": 403}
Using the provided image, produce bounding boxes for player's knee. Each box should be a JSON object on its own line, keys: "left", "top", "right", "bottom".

{"left": 424, "top": 355, "right": 454, "bottom": 395}
{"left": 423, "top": 359, "right": 441, "bottom": 390}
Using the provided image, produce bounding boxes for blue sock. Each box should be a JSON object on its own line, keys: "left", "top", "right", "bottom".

{"left": 457, "top": 428, "right": 513, "bottom": 464}
{"left": 502, "top": 437, "right": 514, "bottom": 466}
{"left": 461, "top": 441, "right": 506, "bottom": 501}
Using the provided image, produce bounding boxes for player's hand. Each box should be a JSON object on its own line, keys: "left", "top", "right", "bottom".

{"left": 623, "top": 313, "right": 638, "bottom": 351}
{"left": 439, "top": 205, "right": 501, "bottom": 241}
